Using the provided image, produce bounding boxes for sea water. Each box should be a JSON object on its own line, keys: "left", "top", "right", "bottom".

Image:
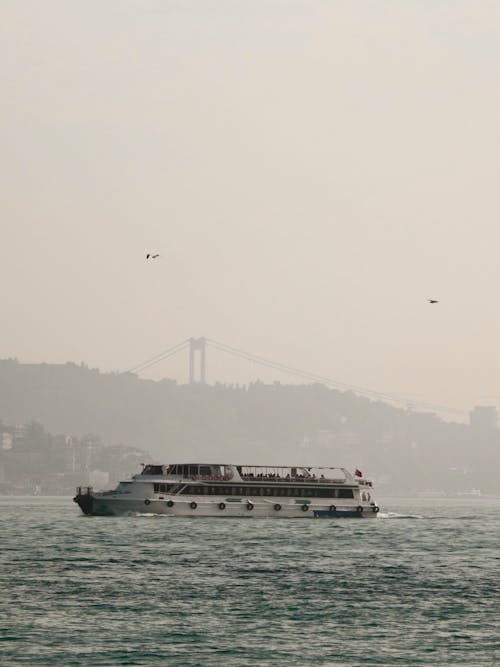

{"left": 0, "top": 497, "right": 498, "bottom": 666}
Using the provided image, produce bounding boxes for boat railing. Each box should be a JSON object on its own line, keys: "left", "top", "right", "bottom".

{"left": 76, "top": 486, "right": 93, "bottom": 496}
{"left": 240, "top": 475, "right": 345, "bottom": 484}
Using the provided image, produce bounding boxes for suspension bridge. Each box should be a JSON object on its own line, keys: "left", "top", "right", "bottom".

{"left": 125, "top": 337, "right": 466, "bottom": 418}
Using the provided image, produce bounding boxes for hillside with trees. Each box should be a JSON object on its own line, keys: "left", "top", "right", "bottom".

{"left": 0, "top": 358, "right": 498, "bottom": 495}
{"left": 0, "top": 418, "right": 147, "bottom": 495}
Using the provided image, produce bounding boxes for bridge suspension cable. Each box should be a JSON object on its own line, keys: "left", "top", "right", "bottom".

{"left": 126, "top": 339, "right": 189, "bottom": 375}
{"left": 206, "top": 338, "right": 394, "bottom": 401}
{"left": 205, "top": 338, "right": 466, "bottom": 417}
{"left": 124, "top": 336, "right": 466, "bottom": 416}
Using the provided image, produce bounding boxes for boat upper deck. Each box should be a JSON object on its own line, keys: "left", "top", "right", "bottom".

{"left": 134, "top": 463, "right": 371, "bottom": 486}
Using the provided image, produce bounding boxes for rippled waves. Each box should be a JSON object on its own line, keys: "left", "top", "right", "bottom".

{"left": 1, "top": 497, "right": 499, "bottom": 666}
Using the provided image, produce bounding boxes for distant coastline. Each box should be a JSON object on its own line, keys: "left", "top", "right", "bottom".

{"left": 1, "top": 359, "right": 499, "bottom": 496}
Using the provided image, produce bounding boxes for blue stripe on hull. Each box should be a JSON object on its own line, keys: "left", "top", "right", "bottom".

{"left": 313, "top": 510, "right": 364, "bottom": 518}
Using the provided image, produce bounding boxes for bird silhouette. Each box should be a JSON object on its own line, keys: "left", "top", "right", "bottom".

{"left": 428, "top": 299, "right": 439, "bottom": 304}
{"left": 146, "top": 254, "right": 160, "bottom": 259}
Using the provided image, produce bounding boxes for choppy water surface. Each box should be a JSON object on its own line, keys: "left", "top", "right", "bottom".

{"left": 1, "top": 497, "right": 499, "bottom": 666}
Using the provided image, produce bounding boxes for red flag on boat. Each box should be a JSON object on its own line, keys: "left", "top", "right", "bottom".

{"left": 355, "top": 468, "right": 363, "bottom": 477}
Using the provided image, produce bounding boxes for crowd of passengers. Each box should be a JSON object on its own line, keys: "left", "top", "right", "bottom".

{"left": 241, "top": 472, "right": 328, "bottom": 481}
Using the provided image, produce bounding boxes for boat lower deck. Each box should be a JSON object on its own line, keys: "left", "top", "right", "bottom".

{"left": 74, "top": 493, "right": 379, "bottom": 518}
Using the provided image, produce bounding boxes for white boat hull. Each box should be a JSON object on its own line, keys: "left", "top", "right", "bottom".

{"left": 76, "top": 494, "right": 379, "bottom": 518}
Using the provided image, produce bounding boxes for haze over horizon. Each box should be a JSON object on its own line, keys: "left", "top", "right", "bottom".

{"left": 1, "top": 0, "right": 499, "bottom": 419}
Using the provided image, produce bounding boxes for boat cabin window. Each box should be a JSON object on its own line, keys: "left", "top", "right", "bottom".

{"left": 142, "top": 465, "right": 164, "bottom": 476}
{"left": 166, "top": 464, "right": 217, "bottom": 477}
{"left": 169, "top": 465, "right": 215, "bottom": 476}
{"left": 179, "top": 484, "right": 351, "bottom": 498}
{"left": 169, "top": 465, "right": 187, "bottom": 475}
{"left": 153, "top": 483, "right": 174, "bottom": 493}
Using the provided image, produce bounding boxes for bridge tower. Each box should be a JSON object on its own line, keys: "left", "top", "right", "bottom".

{"left": 189, "top": 337, "right": 207, "bottom": 384}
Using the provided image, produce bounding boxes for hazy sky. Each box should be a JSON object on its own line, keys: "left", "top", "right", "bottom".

{"left": 1, "top": 0, "right": 499, "bottom": 419}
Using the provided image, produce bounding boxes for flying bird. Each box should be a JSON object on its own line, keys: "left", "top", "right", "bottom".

{"left": 428, "top": 299, "right": 439, "bottom": 304}
{"left": 146, "top": 254, "right": 160, "bottom": 259}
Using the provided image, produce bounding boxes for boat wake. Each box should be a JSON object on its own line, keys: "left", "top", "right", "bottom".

{"left": 377, "top": 511, "right": 424, "bottom": 519}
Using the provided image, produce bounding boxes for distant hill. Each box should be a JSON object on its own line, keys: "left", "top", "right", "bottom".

{"left": 0, "top": 358, "right": 499, "bottom": 494}
{"left": 0, "top": 418, "right": 147, "bottom": 495}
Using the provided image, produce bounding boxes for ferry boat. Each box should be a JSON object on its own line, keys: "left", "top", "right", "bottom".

{"left": 74, "top": 463, "right": 380, "bottom": 518}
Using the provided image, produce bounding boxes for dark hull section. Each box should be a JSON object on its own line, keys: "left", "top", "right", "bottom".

{"left": 73, "top": 492, "right": 117, "bottom": 516}
{"left": 73, "top": 493, "right": 126, "bottom": 516}
{"left": 73, "top": 493, "right": 94, "bottom": 515}
{"left": 313, "top": 509, "right": 378, "bottom": 518}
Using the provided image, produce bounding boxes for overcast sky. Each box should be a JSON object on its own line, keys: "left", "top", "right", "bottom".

{"left": 1, "top": 0, "right": 499, "bottom": 419}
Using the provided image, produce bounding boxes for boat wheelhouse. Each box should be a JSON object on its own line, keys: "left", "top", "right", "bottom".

{"left": 74, "top": 463, "right": 380, "bottom": 518}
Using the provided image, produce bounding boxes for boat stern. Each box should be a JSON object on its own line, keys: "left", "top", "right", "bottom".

{"left": 73, "top": 486, "right": 95, "bottom": 515}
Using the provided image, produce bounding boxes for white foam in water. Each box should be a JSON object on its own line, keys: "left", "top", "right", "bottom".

{"left": 378, "top": 511, "right": 424, "bottom": 519}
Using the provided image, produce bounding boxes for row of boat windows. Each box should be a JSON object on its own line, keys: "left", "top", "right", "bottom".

{"left": 153, "top": 483, "right": 354, "bottom": 498}
{"left": 169, "top": 465, "right": 212, "bottom": 476}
